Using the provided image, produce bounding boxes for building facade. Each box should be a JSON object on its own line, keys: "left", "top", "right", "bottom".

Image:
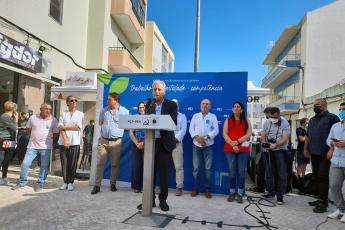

{"left": 144, "top": 21, "right": 174, "bottom": 73}
{"left": 0, "top": 0, "right": 148, "bottom": 121}
{"left": 261, "top": 0, "right": 345, "bottom": 147}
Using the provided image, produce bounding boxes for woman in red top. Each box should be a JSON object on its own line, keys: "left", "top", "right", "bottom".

{"left": 223, "top": 101, "right": 252, "bottom": 203}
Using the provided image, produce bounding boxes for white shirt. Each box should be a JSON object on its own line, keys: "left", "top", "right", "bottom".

{"left": 189, "top": 112, "right": 219, "bottom": 147}
{"left": 175, "top": 112, "right": 187, "bottom": 142}
{"left": 58, "top": 110, "right": 84, "bottom": 145}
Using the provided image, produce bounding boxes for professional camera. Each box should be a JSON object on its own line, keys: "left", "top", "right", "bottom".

{"left": 261, "top": 138, "right": 276, "bottom": 150}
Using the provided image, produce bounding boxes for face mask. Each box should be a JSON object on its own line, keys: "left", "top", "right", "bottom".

{"left": 269, "top": 118, "right": 279, "bottom": 124}
{"left": 339, "top": 111, "right": 345, "bottom": 120}
{"left": 313, "top": 106, "right": 322, "bottom": 114}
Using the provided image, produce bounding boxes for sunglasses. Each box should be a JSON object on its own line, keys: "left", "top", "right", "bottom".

{"left": 69, "top": 99, "right": 77, "bottom": 102}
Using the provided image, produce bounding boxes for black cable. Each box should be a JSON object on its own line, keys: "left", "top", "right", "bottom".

{"left": 164, "top": 195, "right": 278, "bottom": 229}
{"left": 315, "top": 217, "right": 329, "bottom": 230}
{"left": 0, "top": 16, "right": 109, "bottom": 74}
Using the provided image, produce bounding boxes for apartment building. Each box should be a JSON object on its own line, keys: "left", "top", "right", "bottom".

{"left": 144, "top": 21, "right": 174, "bottom": 73}
{"left": 0, "top": 0, "right": 147, "bottom": 122}
{"left": 261, "top": 0, "right": 345, "bottom": 146}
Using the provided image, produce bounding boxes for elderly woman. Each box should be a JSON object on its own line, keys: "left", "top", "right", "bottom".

{"left": 0, "top": 101, "right": 18, "bottom": 185}
{"left": 129, "top": 101, "right": 146, "bottom": 193}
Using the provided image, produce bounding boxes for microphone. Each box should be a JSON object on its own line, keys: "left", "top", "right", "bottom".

{"left": 145, "top": 98, "right": 155, "bottom": 114}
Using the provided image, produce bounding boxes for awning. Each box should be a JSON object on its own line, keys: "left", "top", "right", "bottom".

{"left": 0, "top": 61, "right": 60, "bottom": 85}
{"left": 51, "top": 86, "right": 97, "bottom": 101}
{"left": 263, "top": 25, "right": 301, "bottom": 65}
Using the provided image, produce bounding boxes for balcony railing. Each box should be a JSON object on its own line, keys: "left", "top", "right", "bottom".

{"left": 130, "top": 0, "right": 145, "bottom": 28}
{"left": 262, "top": 54, "right": 301, "bottom": 87}
{"left": 269, "top": 96, "right": 299, "bottom": 107}
{"left": 269, "top": 96, "right": 300, "bottom": 113}
{"left": 109, "top": 46, "right": 142, "bottom": 70}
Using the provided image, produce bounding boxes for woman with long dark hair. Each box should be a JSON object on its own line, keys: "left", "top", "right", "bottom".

{"left": 129, "top": 101, "right": 146, "bottom": 193}
{"left": 223, "top": 101, "right": 252, "bottom": 203}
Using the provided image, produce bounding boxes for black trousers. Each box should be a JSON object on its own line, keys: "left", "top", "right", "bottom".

{"left": 131, "top": 144, "right": 144, "bottom": 191}
{"left": 60, "top": 145, "right": 80, "bottom": 184}
{"left": 1, "top": 148, "right": 14, "bottom": 178}
{"left": 255, "top": 153, "right": 266, "bottom": 190}
{"left": 311, "top": 154, "right": 330, "bottom": 204}
{"left": 153, "top": 139, "right": 172, "bottom": 202}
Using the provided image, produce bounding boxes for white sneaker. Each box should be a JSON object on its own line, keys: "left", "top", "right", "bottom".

{"left": 67, "top": 183, "right": 74, "bottom": 191}
{"left": 328, "top": 209, "right": 344, "bottom": 219}
{"left": 341, "top": 213, "right": 345, "bottom": 223}
{"left": 0, "top": 178, "right": 10, "bottom": 185}
{"left": 60, "top": 183, "right": 68, "bottom": 190}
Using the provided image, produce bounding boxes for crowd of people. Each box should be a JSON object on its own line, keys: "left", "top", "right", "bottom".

{"left": 0, "top": 80, "right": 344, "bottom": 223}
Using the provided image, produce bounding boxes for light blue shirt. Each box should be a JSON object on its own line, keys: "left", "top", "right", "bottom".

{"left": 262, "top": 117, "right": 290, "bottom": 150}
{"left": 189, "top": 112, "right": 219, "bottom": 147}
{"left": 99, "top": 106, "right": 129, "bottom": 139}
{"left": 175, "top": 112, "right": 187, "bottom": 142}
{"left": 326, "top": 121, "right": 345, "bottom": 167}
{"left": 155, "top": 101, "right": 163, "bottom": 138}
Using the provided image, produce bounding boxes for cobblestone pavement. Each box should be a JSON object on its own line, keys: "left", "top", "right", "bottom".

{"left": 0, "top": 166, "right": 344, "bottom": 230}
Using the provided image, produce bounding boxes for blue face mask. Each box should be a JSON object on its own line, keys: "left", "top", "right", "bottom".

{"left": 339, "top": 111, "right": 345, "bottom": 120}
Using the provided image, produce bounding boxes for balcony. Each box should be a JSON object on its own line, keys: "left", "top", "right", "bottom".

{"left": 261, "top": 54, "right": 301, "bottom": 88}
{"left": 111, "top": 0, "right": 145, "bottom": 45}
{"left": 269, "top": 96, "right": 300, "bottom": 115}
{"left": 108, "top": 47, "right": 143, "bottom": 73}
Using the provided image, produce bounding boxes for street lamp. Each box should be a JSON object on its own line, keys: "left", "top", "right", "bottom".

{"left": 194, "top": 0, "right": 200, "bottom": 72}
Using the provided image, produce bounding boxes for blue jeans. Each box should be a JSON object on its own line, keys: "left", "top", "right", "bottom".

{"left": 19, "top": 148, "right": 51, "bottom": 186}
{"left": 263, "top": 149, "right": 287, "bottom": 199}
{"left": 225, "top": 152, "right": 250, "bottom": 196}
{"left": 192, "top": 145, "right": 213, "bottom": 192}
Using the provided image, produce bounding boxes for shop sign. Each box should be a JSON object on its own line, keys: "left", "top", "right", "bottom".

{"left": 65, "top": 72, "right": 97, "bottom": 88}
{"left": 247, "top": 96, "right": 260, "bottom": 103}
{"left": 0, "top": 32, "right": 42, "bottom": 72}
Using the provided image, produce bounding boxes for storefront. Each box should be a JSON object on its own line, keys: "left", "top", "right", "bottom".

{"left": 0, "top": 32, "right": 59, "bottom": 114}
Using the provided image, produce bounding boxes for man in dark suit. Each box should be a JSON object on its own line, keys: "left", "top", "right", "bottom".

{"left": 140, "top": 80, "right": 177, "bottom": 212}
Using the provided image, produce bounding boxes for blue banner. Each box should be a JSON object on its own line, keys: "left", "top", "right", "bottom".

{"left": 97, "top": 72, "right": 248, "bottom": 194}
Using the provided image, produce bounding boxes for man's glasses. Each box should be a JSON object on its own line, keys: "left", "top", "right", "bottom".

{"left": 339, "top": 108, "right": 345, "bottom": 111}
{"left": 69, "top": 99, "right": 77, "bottom": 102}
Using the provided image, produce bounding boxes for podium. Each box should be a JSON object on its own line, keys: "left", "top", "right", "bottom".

{"left": 119, "top": 114, "right": 176, "bottom": 227}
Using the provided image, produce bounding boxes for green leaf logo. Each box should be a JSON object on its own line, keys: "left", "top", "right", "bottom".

{"left": 109, "top": 77, "right": 129, "bottom": 94}
{"left": 98, "top": 74, "right": 111, "bottom": 85}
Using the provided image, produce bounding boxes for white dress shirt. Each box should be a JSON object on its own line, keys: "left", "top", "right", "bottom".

{"left": 189, "top": 112, "right": 219, "bottom": 147}
{"left": 175, "top": 112, "right": 187, "bottom": 142}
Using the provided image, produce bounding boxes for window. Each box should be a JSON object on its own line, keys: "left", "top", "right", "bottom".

{"left": 161, "top": 46, "right": 168, "bottom": 73}
{"left": 131, "top": 0, "right": 145, "bottom": 27}
{"left": 49, "top": 0, "right": 64, "bottom": 24}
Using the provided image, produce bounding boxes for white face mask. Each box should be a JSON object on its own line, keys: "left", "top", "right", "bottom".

{"left": 269, "top": 118, "right": 279, "bottom": 124}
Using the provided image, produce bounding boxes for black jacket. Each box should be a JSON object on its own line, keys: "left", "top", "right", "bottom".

{"left": 147, "top": 99, "right": 177, "bottom": 152}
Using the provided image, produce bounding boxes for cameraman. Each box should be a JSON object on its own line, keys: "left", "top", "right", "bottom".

{"left": 261, "top": 107, "right": 290, "bottom": 205}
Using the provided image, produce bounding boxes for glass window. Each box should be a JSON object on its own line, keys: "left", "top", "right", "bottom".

{"left": 0, "top": 67, "right": 18, "bottom": 114}
{"left": 49, "top": 0, "right": 64, "bottom": 24}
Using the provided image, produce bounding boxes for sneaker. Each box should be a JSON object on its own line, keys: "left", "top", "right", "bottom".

{"left": 236, "top": 195, "right": 243, "bottom": 204}
{"left": 262, "top": 193, "right": 275, "bottom": 199}
{"left": 309, "top": 200, "right": 322, "bottom": 206}
{"left": 176, "top": 188, "right": 183, "bottom": 196}
{"left": 34, "top": 183, "right": 43, "bottom": 192}
{"left": 227, "top": 194, "right": 236, "bottom": 202}
{"left": 67, "top": 183, "right": 74, "bottom": 191}
{"left": 277, "top": 198, "right": 284, "bottom": 205}
{"left": 328, "top": 209, "right": 344, "bottom": 219}
{"left": 0, "top": 178, "right": 10, "bottom": 185}
{"left": 60, "top": 183, "right": 68, "bottom": 190}
{"left": 313, "top": 203, "right": 328, "bottom": 213}
{"left": 11, "top": 184, "right": 25, "bottom": 190}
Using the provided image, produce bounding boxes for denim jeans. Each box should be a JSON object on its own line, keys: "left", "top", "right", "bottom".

{"left": 263, "top": 149, "right": 287, "bottom": 199}
{"left": 19, "top": 148, "right": 51, "bottom": 186}
{"left": 225, "top": 152, "right": 250, "bottom": 196}
{"left": 192, "top": 145, "right": 213, "bottom": 192}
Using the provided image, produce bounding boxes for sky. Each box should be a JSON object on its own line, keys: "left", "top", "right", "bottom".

{"left": 146, "top": 0, "right": 335, "bottom": 86}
